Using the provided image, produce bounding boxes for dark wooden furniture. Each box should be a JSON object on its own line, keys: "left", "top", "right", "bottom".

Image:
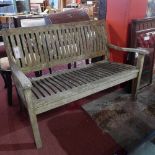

{"left": 13, "top": 15, "right": 45, "bottom": 28}
{"left": 128, "top": 17, "right": 155, "bottom": 88}
{"left": 0, "top": 57, "right": 12, "bottom": 105}
{"left": 0, "top": 43, "right": 12, "bottom": 105}
{"left": 2, "top": 20, "right": 147, "bottom": 148}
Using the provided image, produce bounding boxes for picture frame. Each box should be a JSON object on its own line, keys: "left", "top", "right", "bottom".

{"left": 147, "top": 0, "right": 155, "bottom": 17}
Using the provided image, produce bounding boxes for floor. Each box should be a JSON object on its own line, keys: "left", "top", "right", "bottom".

{"left": 82, "top": 87, "right": 155, "bottom": 152}
{"left": 0, "top": 75, "right": 126, "bottom": 155}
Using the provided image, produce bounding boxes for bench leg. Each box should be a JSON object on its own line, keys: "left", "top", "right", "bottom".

{"left": 131, "top": 54, "right": 145, "bottom": 100}
{"left": 6, "top": 71, "right": 12, "bottom": 106}
{"left": 85, "top": 59, "right": 89, "bottom": 64}
{"left": 74, "top": 62, "right": 77, "bottom": 68}
{"left": 68, "top": 63, "right": 71, "bottom": 69}
{"left": 28, "top": 108, "right": 42, "bottom": 149}
{"left": 49, "top": 68, "right": 52, "bottom": 74}
{"left": 24, "top": 90, "right": 42, "bottom": 149}
{"left": 35, "top": 70, "right": 42, "bottom": 77}
{"left": 131, "top": 78, "right": 139, "bottom": 100}
{"left": 1, "top": 72, "right": 7, "bottom": 88}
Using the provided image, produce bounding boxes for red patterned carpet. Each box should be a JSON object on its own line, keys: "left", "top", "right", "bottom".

{"left": 0, "top": 75, "right": 126, "bottom": 155}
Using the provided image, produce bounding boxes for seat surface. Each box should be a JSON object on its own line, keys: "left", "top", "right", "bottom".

{"left": 30, "top": 62, "right": 138, "bottom": 100}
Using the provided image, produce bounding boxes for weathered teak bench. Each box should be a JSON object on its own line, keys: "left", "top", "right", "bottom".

{"left": 1, "top": 20, "right": 148, "bottom": 148}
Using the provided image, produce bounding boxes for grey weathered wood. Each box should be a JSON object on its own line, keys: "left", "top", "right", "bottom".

{"left": 131, "top": 53, "right": 145, "bottom": 99}
{"left": 1, "top": 20, "right": 147, "bottom": 149}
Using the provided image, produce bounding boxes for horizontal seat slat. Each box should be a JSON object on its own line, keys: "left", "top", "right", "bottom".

{"left": 40, "top": 79, "right": 59, "bottom": 94}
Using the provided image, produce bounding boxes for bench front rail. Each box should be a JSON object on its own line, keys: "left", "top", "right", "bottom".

{"left": 1, "top": 20, "right": 148, "bottom": 148}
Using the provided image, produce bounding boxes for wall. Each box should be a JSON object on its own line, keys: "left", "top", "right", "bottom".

{"left": 106, "top": 0, "right": 148, "bottom": 63}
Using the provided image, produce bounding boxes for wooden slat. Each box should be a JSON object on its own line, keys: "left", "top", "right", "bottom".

{"left": 67, "top": 28, "right": 74, "bottom": 57}
{"left": 32, "top": 81, "right": 49, "bottom": 97}
{"left": 77, "top": 26, "right": 84, "bottom": 55}
{"left": 61, "top": 28, "right": 69, "bottom": 58}
{"left": 15, "top": 35, "right": 26, "bottom": 67}
{"left": 63, "top": 73, "right": 86, "bottom": 85}
{"left": 30, "top": 33, "right": 41, "bottom": 64}
{"left": 69, "top": 27, "right": 77, "bottom": 57}
{"left": 9, "top": 35, "right": 21, "bottom": 67}
{"left": 57, "top": 28, "right": 66, "bottom": 59}
{"left": 25, "top": 33, "right": 36, "bottom": 65}
{"left": 55, "top": 75, "right": 77, "bottom": 88}
{"left": 43, "top": 78, "right": 59, "bottom": 94}
{"left": 94, "top": 24, "right": 100, "bottom": 53}
{"left": 73, "top": 27, "right": 80, "bottom": 56}
{"left": 44, "top": 31, "right": 53, "bottom": 61}
{"left": 83, "top": 26, "right": 90, "bottom": 55}
{"left": 40, "top": 31, "right": 49, "bottom": 64}
{"left": 57, "top": 74, "right": 80, "bottom": 87}
{"left": 20, "top": 33, "right": 31, "bottom": 65}
{"left": 36, "top": 80, "right": 54, "bottom": 95}
{"left": 52, "top": 29, "right": 61, "bottom": 60}
{"left": 49, "top": 77, "right": 70, "bottom": 90}
{"left": 35, "top": 32, "right": 45, "bottom": 63}
{"left": 80, "top": 26, "right": 87, "bottom": 55}
{"left": 48, "top": 30, "right": 58, "bottom": 60}
{"left": 75, "top": 69, "right": 99, "bottom": 81}
{"left": 87, "top": 25, "right": 93, "bottom": 55}
{"left": 32, "top": 87, "right": 44, "bottom": 99}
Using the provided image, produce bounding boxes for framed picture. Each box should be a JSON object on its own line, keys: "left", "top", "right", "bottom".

{"left": 147, "top": 0, "right": 155, "bottom": 17}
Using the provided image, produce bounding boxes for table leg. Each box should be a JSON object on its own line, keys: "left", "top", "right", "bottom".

{"left": 5, "top": 71, "right": 12, "bottom": 106}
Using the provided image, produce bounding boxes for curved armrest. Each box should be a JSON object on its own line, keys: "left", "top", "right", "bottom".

{"left": 11, "top": 63, "right": 32, "bottom": 90}
{"left": 108, "top": 43, "right": 149, "bottom": 55}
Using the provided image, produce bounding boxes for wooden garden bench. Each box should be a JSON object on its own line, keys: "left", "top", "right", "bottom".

{"left": 1, "top": 20, "right": 148, "bottom": 149}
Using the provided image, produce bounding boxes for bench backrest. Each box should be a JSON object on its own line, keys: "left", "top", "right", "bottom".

{"left": 2, "top": 20, "right": 109, "bottom": 73}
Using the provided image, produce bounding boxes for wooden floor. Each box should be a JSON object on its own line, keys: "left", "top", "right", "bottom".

{"left": 0, "top": 75, "right": 126, "bottom": 155}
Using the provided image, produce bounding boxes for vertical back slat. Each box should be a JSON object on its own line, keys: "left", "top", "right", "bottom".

{"left": 14, "top": 35, "right": 26, "bottom": 67}
{"left": 31, "top": 33, "right": 41, "bottom": 64}
{"left": 69, "top": 27, "right": 77, "bottom": 57}
{"left": 48, "top": 30, "right": 58, "bottom": 60}
{"left": 57, "top": 28, "right": 66, "bottom": 59}
{"left": 3, "top": 35, "right": 15, "bottom": 63}
{"left": 20, "top": 33, "right": 31, "bottom": 65}
{"left": 77, "top": 26, "right": 84, "bottom": 55}
{"left": 35, "top": 32, "right": 45, "bottom": 64}
{"left": 83, "top": 26, "right": 89, "bottom": 56}
{"left": 92, "top": 24, "right": 99, "bottom": 54}
{"left": 25, "top": 33, "right": 36, "bottom": 65}
{"left": 10, "top": 35, "right": 21, "bottom": 67}
{"left": 66, "top": 28, "right": 73, "bottom": 57}
{"left": 87, "top": 25, "right": 93, "bottom": 56}
{"left": 40, "top": 31, "right": 49, "bottom": 64}
{"left": 53, "top": 29, "right": 61, "bottom": 60}
{"left": 90, "top": 25, "right": 96, "bottom": 56}
{"left": 45, "top": 31, "right": 53, "bottom": 61}
{"left": 61, "top": 28, "right": 69, "bottom": 58}
{"left": 73, "top": 27, "right": 80, "bottom": 56}
{"left": 80, "top": 26, "right": 87, "bottom": 55}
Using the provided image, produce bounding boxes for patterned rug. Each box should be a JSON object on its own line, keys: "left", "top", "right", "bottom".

{"left": 82, "top": 84, "right": 155, "bottom": 152}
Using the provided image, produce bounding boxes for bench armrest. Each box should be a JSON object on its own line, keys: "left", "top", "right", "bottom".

{"left": 11, "top": 63, "right": 32, "bottom": 90}
{"left": 108, "top": 43, "right": 149, "bottom": 55}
